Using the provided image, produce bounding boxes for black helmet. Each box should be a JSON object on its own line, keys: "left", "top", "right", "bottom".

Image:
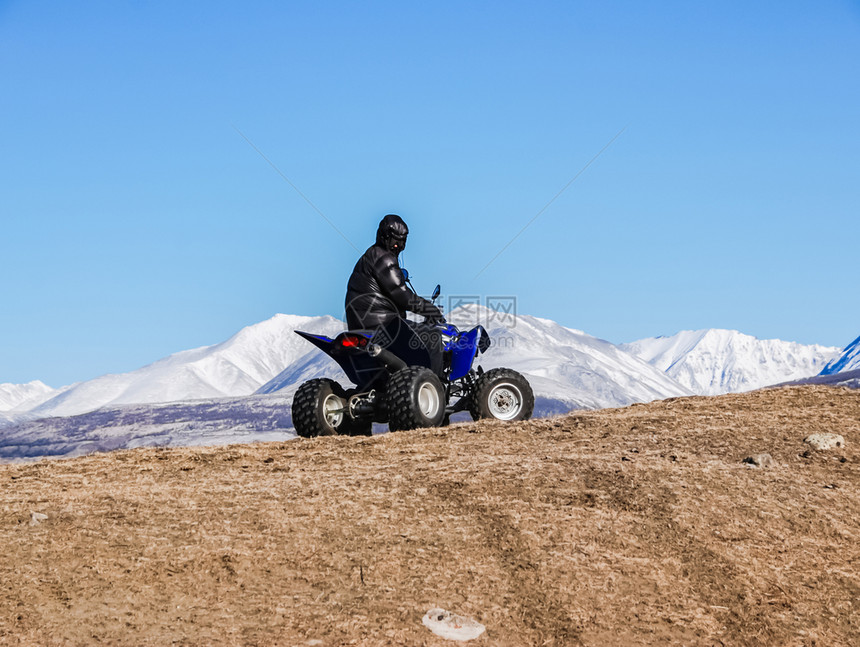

{"left": 376, "top": 213, "right": 408, "bottom": 255}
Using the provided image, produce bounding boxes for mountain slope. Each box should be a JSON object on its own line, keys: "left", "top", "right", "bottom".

{"left": 622, "top": 329, "right": 840, "bottom": 395}
{"left": 28, "top": 315, "right": 344, "bottom": 418}
{"left": 0, "top": 393, "right": 295, "bottom": 462}
{"left": 820, "top": 335, "right": 860, "bottom": 375}
{"left": 776, "top": 368, "right": 860, "bottom": 390}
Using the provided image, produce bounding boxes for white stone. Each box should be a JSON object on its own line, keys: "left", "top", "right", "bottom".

{"left": 29, "top": 511, "right": 48, "bottom": 526}
{"left": 804, "top": 433, "right": 846, "bottom": 451}
{"left": 422, "top": 608, "right": 485, "bottom": 641}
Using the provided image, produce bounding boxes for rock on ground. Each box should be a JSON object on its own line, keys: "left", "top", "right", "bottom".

{"left": 804, "top": 433, "right": 846, "bottom": 450}
{"left": 743, "top": 453, "right": 776, "bottom": 468}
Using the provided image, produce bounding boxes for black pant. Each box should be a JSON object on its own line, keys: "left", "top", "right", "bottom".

{"left": 405, "top": 320, "right": 444, "bottom": 377}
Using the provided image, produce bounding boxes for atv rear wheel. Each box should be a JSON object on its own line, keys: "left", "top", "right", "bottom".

{"left": 387, "top": 366, "right": 446, "bottom": 431}
{"left": 469, "top": 368, "right": 534, "bottom": 422}
{"left": 291, "top": 379, "right": 348, "bottom": 438}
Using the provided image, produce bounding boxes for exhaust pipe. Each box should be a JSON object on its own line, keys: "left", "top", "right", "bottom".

{"left": 368, "top": 344, "right": 406, "bottom": 373}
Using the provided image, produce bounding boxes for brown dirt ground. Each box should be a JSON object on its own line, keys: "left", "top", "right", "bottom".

{"left": 1, "top": 385, "right": 859, "bottom": 646}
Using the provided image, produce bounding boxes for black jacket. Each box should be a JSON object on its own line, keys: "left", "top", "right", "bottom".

{"left": 345, "top": 245, "right": 442, "bottom": 330}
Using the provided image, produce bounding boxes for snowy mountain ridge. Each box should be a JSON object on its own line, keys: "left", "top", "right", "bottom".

{"left": 257, "top": 305, "right": 691, "bottom": 411}
{"left": 0, "top": 306, "right": 691, "bottom": 461}
{"left": 24, "top": 314, "right": 344, "bottom": 419}
{"left": 820, "top": 335, "right": 860, "bottom": 376}
{"left": 1, "top": 312, "right": 853, "bottom": 461}
{"left": 1, "top": 314, "right": 848, "bottom": 435}
{"left": 622, "top": 329, "right": 841, "bottom": 396}
{"left": 448, "top": 305, "right": 691, "bottom": 408}
{"left": 0, "top": 380, "right": 57, "bottom": 413}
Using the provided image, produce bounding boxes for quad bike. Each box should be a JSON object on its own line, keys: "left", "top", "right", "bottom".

{"left": 291, "top": 285, "right": 534, "bottom": 437}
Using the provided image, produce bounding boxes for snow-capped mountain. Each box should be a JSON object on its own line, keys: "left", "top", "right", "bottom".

{"left": 0, "top": 380, "right": 57, "bottom": 412}
{"left": 447, "top": 305, "right": 691, "bottom": 408}
{"left": 257, "top": 305, "right": 690, "bottom": 411}
{"left": 7, "top": 315, "right": 843, "bottom": 423}
{"left": 820, "top": 335, "right": 860, "bottom": 376}
{"left": 26, "top": 314, "right": 345, "bottom": 418}
{"left": 7, "top": 308, "right": 695, "bottom": 425}
{"left": 622, "top": 329, "right": 841, "bottom": 396}
{"left": 0, "top": 306, "right": 691, "bottom": 461}
{"left": 2, "top": 310, "right": 849, "bottom": 462}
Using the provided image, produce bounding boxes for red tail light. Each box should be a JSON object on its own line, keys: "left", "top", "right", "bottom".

{"left": 339, "top": 334, "right": 368, "bottom": 348}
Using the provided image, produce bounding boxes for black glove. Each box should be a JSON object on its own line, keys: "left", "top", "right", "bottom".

{"left": 423, "top": 304, "right": 445, "bottom": 324}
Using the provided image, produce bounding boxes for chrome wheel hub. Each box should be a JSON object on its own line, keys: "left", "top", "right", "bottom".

{"left": 488, "top": 383, "right": 523, "bottom": 421}
{"left": 322, "top": 393, "right": 344, "bottom": 428}
{"left": 418, "top": 382, "right": 441, "bottom": 418}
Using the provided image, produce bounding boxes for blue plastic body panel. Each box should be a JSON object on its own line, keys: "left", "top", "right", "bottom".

{"left": 449, "top": 327, "right": 480, "bottom": 381}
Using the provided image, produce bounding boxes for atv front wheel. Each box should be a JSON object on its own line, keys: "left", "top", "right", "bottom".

{"left": 387, "top": 366, "right": 446, "bottom": 431}
{"left": 469, "top": 368, "right": 534, "bottom": 422}
{"left": 291, "top": 378, "right": 347, "bottom": 438}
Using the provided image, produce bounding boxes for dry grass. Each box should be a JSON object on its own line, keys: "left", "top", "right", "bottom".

{"left": 1, "top": 385, "right": 859, "bottom": 646}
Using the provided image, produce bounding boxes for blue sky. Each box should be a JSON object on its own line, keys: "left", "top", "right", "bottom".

{"left": 1, "top": 1, "right": 858, "bottom": 387}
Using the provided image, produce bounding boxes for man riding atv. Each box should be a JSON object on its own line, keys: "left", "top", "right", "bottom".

{"left": 345, "top": 214, "right": 446, "bottom": 375}
{"left": 345, "top": 214, "right": 444, "bottom": 330}
{"left": 289, "top": 213, "right": 534, "bottom": 437}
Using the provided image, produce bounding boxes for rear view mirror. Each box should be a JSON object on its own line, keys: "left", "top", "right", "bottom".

{"left": 432, "top": 284, "right": 441, "bottom": 302}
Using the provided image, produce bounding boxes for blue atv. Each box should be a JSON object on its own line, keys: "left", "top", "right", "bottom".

{"left": 291, "top": 285, "right": 535, "bottom": 437}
